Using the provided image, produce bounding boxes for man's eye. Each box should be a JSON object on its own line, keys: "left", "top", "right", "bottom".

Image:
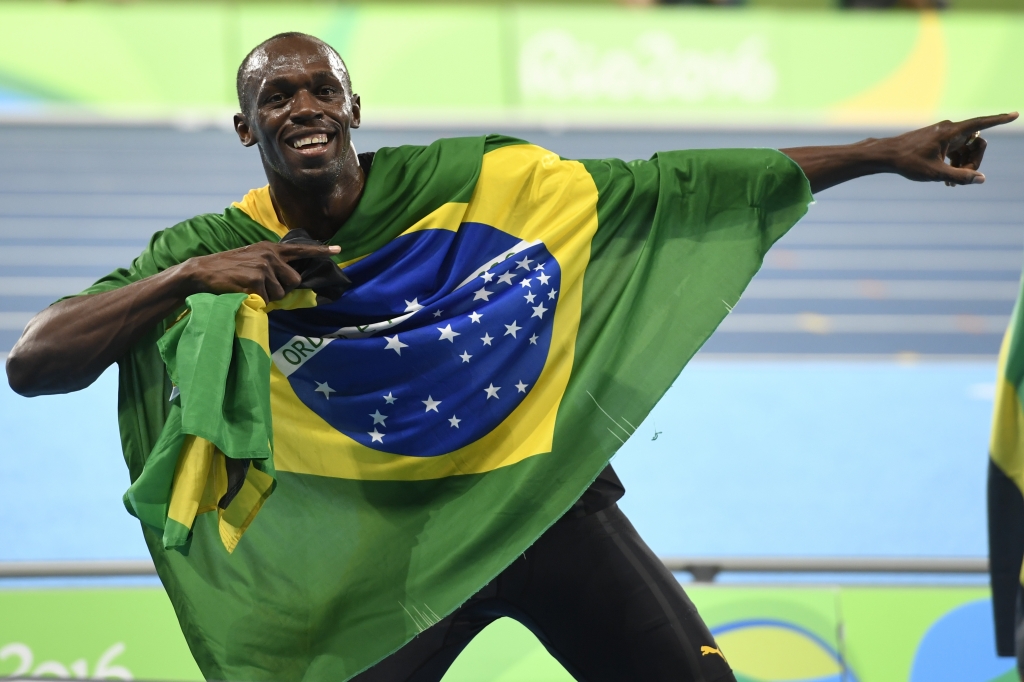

{"left": 320, "top": 87, "right": 336, "bottom": 96}
{"left": 266, "top": 94, "right": 285, "bottom": 104}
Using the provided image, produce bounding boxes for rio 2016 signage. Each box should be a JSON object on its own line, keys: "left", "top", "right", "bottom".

{"left": 0, "top": 589, "right": 203, "bottom": 681}
{"left": 519, "top": 32, "right": 778, "bottom": 106}
{"left": 0, "top": 584, "right": 1016, "bottom": 681}
{"left": 0, "top": 4, "right": 1020, "bottom": 128}
{"left": 0, "top": 642, "right": 131, "bottom": 680}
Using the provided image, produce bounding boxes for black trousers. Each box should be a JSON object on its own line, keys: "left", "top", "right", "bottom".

{"left": 1014, "top": 589, "right": 1024, "bottom": 679}
{"left": 353, "top": 503, "right": 735, "bottom": 682}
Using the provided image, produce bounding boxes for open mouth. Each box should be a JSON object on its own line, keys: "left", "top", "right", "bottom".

{"left": 287, "top": 132, "right": 334, "bottom": 154}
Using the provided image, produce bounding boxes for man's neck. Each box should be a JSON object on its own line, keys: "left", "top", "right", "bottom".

{"left": 266, "top": 147, "right": 365, "bottom": 243}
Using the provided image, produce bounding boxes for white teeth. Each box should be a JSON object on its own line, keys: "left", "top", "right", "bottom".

{"left": 293, "top": 134, "right": 329, "bottom": 149}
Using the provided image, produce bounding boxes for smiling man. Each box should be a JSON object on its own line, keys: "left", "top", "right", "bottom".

{"left": 6, "top": 32, "right": 1016, "bottom": 682}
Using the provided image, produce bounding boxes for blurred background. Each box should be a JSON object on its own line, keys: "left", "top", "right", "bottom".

{"left": 1, "top": 1, "right": 1022, "bottom": 681}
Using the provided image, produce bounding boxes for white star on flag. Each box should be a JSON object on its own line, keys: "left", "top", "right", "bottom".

{"left": 369, "top": 410, "right": 387, "bottom": 425}
{"left": 534, "top": 263, "right": 545, "bottom": 271}
{"left": 468, "top": 311, "right": 483, "bottom": 323}
{"left": 524, "top": 292, "right": 536, "bottom": 303}
{"left": 504, "top": 321, "right": 521, "bottom": 338}
{"left": 404, "top": 298, "right": 423, "bottom": 313}
{"left": 537, "top": 273, "right": 551, "bottom": 285}
{"left": 548, "top": 289, "right": 558, "bottom": 300}
{"left": 515, "top": 381, "right": 529, "bottom": 393}
{"left": 484, "top": 383, "right": 501, "bottom": 399}
{"left": 515, "top": 256, "right": 533, "bottom": 271}
{"left": 432, "top": 309, "right": 443, "bottom": 318}
{"left": 314, "top": 381, "right": 335, "bottom": 399}
{"left": 481, "top": 333, "right": 493, "bottom": 346}
{"left": 449, "top": 415, "right": 461, "bottom": 428}
{"left": 384, "top": 335, "right": 408, "bottom": 355}
{"left": 368, "top": 429, "right": 385, "bottom": 443}
{"left": 529, "top": 334, "right": 539, "bottom": 345}
{"left": 519, "top": 278, "right": 532, "bottom": 288}
{"left": 383, "top": 392, "right": 397, "bottom": 404}
{"left": 473, "top": 287, "right": 493, "bottom": 301}
{"left": 422, "top": 396, "right": 441, "bottom": 412}
{"left": 497, "top": 271, "right": 515, "bottom": 285}
{"left": 459, "top": 351, "right": 472, "bottom": 363}
{"left": 481, "top": 271, "right": 495, "bottom": 282}
{"left": 531, "top": 304, "right": 548, "bottom": 319}
{"left": 437, "top": 324, "right": 460, "bottom": 342}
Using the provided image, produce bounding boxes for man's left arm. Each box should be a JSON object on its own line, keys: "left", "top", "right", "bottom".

{"left": 781, "top": 113, "right": 1019, "bottom": 194}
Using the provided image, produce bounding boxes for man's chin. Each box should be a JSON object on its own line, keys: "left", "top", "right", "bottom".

{"left": 282, "top": 161, "right": 346, "bottom": 191}
{"left": 262, "top": 148, "right": 347, "bottom": 192}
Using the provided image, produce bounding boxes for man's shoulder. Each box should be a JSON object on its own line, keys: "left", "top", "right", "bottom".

{"left": 225, "top": 186, "right": 288, "bottom": 240}
{"left": 158, "top": 191, "right": 283, "bottom": 252}
{"left": 483, "top": 134, "right": 531, "bottom": 154}
{"left": 114, "top": 199, "right": 277, "bottom": 278}
{"left": 149, "top": 213, "right": 240, "bottom": 255}
{"left": 370, "top": 134, "right": 532, "bottom": 166}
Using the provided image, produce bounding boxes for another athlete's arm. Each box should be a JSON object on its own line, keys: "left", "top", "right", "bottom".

{"left": 5, "top": 242, "right": 339, "bottom": 397}
{"left": 781, "top": 113, "right": 1018, "bottom": 194}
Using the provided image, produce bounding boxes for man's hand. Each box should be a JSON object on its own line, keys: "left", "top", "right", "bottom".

{"left": 181, "top": 242, "right": 341, "bottom": 303}
{"left": 6, "top": 240, "right": 340, "bottom": 397}
{"left": 885, "top": 113, "right": 1019, "bottom": 186}
{"left": 781, "top": 112, "right": 1019, "bottom": 194}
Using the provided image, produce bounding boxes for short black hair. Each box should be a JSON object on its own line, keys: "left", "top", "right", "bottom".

{"left": 235, "top": 32, "right": 352, "bottom": 115}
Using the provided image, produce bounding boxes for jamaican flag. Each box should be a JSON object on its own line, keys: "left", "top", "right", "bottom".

{"left": 988, "top": 272, "right": 1024, "bottom": 658}
{"left": 79, "top": 136, "right": 811, "bottom": 680}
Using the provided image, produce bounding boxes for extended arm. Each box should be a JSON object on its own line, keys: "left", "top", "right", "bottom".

{"left": 781, "top": 113, "right": 1018, "bottom": 194}
{"left": 5, "top": 242, "right": 339, "bottom": 397}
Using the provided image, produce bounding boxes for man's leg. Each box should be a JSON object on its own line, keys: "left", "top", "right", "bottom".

{"left": 1015, "top": 587, "right": 1024, "bottom": 680}
{"left": 354, "top": 502, "right": 732, "bottom": 682}
{"left": 497, "top": 503, "right": 735, "bottom": 682}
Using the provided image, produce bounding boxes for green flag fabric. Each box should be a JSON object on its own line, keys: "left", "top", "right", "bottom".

{"left": 123, "top": 289, "right": 318, "bottom": 552}
{"left": 79, "top": 135, "right": 811, "bottom": 680}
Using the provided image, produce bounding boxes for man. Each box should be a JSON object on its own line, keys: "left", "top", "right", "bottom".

{"left": 6, "top": 32, "right": 1015, "bottom": 682}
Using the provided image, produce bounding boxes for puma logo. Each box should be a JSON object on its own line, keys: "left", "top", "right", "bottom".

{"left": 701, "top": 645, "right": 726, "bottom": 661}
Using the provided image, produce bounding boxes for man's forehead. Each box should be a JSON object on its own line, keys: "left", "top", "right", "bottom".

{"left": 246, "top": 39, "right": 347, "bottom": 84}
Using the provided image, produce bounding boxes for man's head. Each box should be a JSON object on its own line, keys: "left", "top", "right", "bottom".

{"left": 234, "top": 32, "right": 361, "bottom": 191}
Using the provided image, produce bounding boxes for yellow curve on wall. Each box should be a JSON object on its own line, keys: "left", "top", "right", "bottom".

{"left": 829, "top": 12, "right": 946, "bottom": 126}
{"left": 715, "top": 626, "right": 843, "bottom": 681}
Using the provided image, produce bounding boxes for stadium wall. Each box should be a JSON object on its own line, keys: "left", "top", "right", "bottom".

{"left": 0, "top": 3, "right": 1020, "bottom": 128}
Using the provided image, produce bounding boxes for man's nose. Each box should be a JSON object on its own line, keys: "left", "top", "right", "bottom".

{"left": 290, "top": 89, "right": 324, "bottom": 122}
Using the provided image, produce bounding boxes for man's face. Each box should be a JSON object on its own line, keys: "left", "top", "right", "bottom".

{"left": 234, "top": 36, "right": 361, "bottom": 190}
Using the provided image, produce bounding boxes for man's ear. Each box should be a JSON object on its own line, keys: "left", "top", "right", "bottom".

{"left": 350, "top": 93, "right": 361, "bottom": 130}
{"left": 234, "top": 113, "right": 258, "bottom": 147}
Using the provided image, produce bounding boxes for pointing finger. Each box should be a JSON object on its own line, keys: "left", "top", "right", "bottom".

{"left": 954, "top": 112, "right": 1019, "bottom": 134}
{"left": 276, "top": 243, "right": 341, "bottom": 261}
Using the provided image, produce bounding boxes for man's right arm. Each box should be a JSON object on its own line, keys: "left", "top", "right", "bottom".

{"left": 5, "top": 241, "right": 340, "bottom": 397}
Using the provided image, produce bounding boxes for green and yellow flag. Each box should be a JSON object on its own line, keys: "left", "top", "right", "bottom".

{"left": 988, "top": 273, "right": 1024, "bottom": 658}
{"left": 80, "top": 136, "right": 811, "bottom": 680}
{"left": 123, "top": 289, "right": 318, "bottom": 552}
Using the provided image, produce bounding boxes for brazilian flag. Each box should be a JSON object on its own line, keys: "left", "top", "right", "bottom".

{"left": 79, "top": 136, "right": 811, "bottom": 679}
{"left": 988, "top": 273, "right": 1024, "bottom": 658}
